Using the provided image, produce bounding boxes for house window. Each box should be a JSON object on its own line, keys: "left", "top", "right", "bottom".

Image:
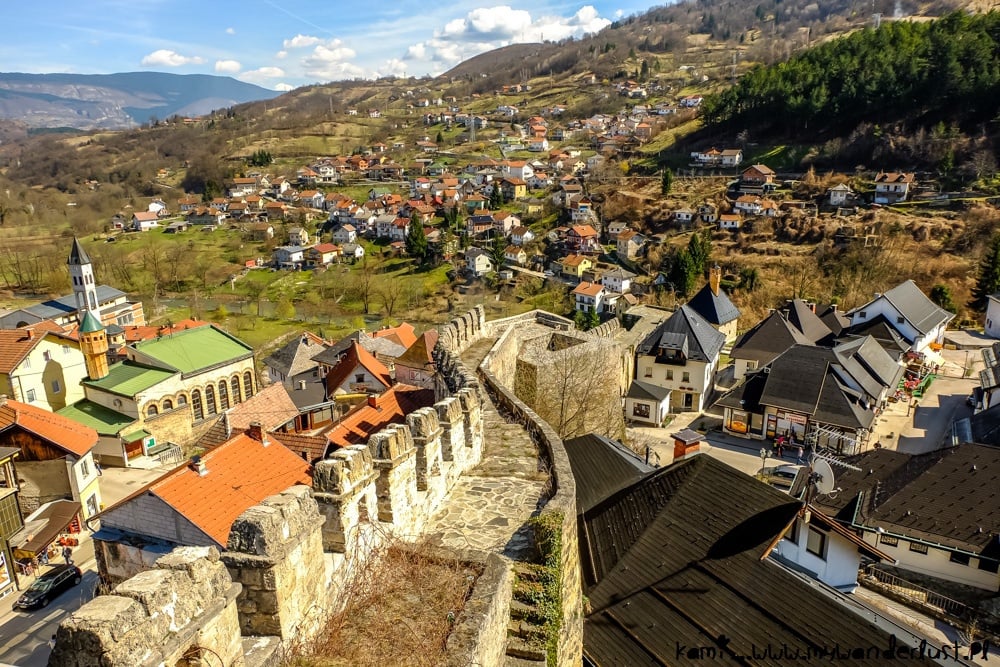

{"left": 355, "top": 373, "right": 366, "bottom": 383}
{"left": 783, "top": 520, "right": 799, "bottom": 543}
{"left": 643, "top": 366, "right": 652, "bottom": 378}
{"left": 86, "top": 494, "right": 99, "bottom": 517}
{"left": 978, "top": 558, "right": 1000, "bottom": 573}
{"left": 79, "top": 458, "right": 90, "bottom": 478}
{"left": 146, "top": 404, "right": 158, "bottom": 417}
{"left": 950, "top": 552, "right": 971, "bottom": 566}
{"left": 633, "top": 403, "right": 651, "bottom": 418}
{"left": 909, "top": 542, "right": 929, "bottom": 555}
{"left": 231, "top": 376, "right": 242, "bottom": 404}
{"left": 62, "top": 345, "right": 71, "bottom": 355}
{"left": 192, "top": 390, "right": 204, "bottom": 420}
{"left": 161, "top": 399, "right": 173, "bottom": 411}
{"left": 746, "top": 360, "right": 758, "bottom": 371}
{"left": 205, "top": 385, "right": 217, "bottom": 416}
{"left": 25, "top": 388, "right": 36, "bottom": 403}
{"left": 666, "top": 370, "right": 674, "bottom": 381}
{"left": 879, "top": 534, "right": 898, "bottom": 547}
{"left": 806, "top": 526, "right": 827, "bottom": 558}
{"left": 177, "top": 394, "right": 188, "bottom": 406}
{"left": 51, "top": 380, "right": 61, "bottom": 394}
{"left": 682, "top": 372, "right": 691, "bottom": 383}
{"left": 858, "top": 311, "right": 867, "bottom": 319}
{"left": 244, "top": 371, "right": 254, "bottom": 398}
{"left": 896, "top": 316, "right": 905, "bottom": 324}
{"left": 219, "top": 381, "right": 230, "bottom": 411}
{"left": 22, "top": 357, "right": 30, "bottom": 370}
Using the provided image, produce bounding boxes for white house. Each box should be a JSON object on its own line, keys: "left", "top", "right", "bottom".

{"left": 674, "top": 209, "right": 695, "bottom": 225}
{"left": 874, "top": 172, "right": 915, "bottom": 204}
{"left": 510, "top": 226, "right": 535, "bottom": 247}
{"left": 601, "top": 267, "right": 635, "bottom": 295}
{"left": 827, "top": 183, "right": 854, "bottom": 207}
{"left": 504, "top": 246, "right": 527, "bottom": 266}
{"left": 465, "top": 248, "right": 494, "bottom": 277}
{"left": 332, "top": 224, "right": 357, "bottom": 245}
{"left": 718, "top": 214, "right": 742, "bottom": 231}
{"left": 986, "top": 294, "right": 1000, "bottom": 339}
{"left": 847, "top": 280, "right": 953, "bottom": 356}
{"left": 132, "top": 212, "right": 159, "bottom": 232}
{"left": 624, "top": 381, "right": 670, "bottom": 426}
{"left": 342, "top": 243, "right": 365, "bottom": 261}
{"left": 273, "top": 245, "right": 305, "bottom": 270}
{"left": 572, "top": 282, "right": 605, "bottom": 314}
{"left": 634, "top": 305, "right": 726, "bottom": 413}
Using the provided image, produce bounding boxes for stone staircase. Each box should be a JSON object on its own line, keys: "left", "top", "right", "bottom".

{"left": 506, "top": 563, "right": 548, "bottom": 665}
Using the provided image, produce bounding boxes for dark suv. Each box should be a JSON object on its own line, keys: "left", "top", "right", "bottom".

{"left": 13, "top": 564, "right": 82, "bottom": 610}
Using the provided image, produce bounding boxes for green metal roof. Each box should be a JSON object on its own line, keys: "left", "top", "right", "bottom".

{"left": 131, "top": 325, "right": 252, "bottom": 374}
{"left": 122, "top": 429, "right": 153, "bottom": 443}
{"left": 57, "top": 400, "right": 135, "bottom": 436}
{"left": 80, "top": 310, "right": 103, "bottom": 333}
{"left": 83, "top": 361, "right": 176, "bottom": 397}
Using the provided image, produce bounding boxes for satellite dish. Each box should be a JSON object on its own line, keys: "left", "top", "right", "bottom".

{"left": 812, "top": 458, "right": 836, "bottom": 496}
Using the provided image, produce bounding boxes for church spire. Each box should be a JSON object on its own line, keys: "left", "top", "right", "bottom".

{"left": 67, "top": 238, "right": 98, "bottom": 320}
{"left": 68, "top": 237, "right": 92, "bottom": 266}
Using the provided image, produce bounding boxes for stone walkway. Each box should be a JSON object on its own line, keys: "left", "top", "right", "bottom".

{"left": 425, "top": 338, "right": 549, "bottom": 560}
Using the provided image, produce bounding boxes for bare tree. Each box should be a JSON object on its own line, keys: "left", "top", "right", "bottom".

{"left": 347, "top": 253, "right": 383, "bottom": 315}
{"left": 531, "top": 343, "right": 625, "bottom": 441}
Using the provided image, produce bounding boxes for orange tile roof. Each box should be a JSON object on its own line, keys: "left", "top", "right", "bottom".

{"left": 270, "top": 431, "right": 330, "bottom": 462}
{"left": 326, "top": 384, "right": 435, "bottom": 449}
{"left": 121, "top": 319, "right": 211, "bottom": 343}
{"left": 573, "top": 281, "right": 604, "bottom": 297}
{"left": 325, "top": 341, "right": 392, "bottom": 394}
{"left": 395, "top": 331, "right": 439, "bottom": 370}
{"left": 372, "top": 322, "right": 417, "bottom": 349}
{"left": 561, "top": 254, "right": 590, "bottom": 268}
{"left": 0, "top": 398, "right": 97, "bottom": 457}
{"left": 0, "top": 329, "right": 46, "bottom": 374}
{"left": 119, "top": 432, "right": 312, "bottom": 547}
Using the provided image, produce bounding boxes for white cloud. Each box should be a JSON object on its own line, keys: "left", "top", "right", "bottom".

{"left": 140, "top": 49, "right": 205, "bottom": 67}
{"left": 214, "top": 59, "right": 241, "bottom": 74}
{"left": 377, "top": 59, "right": 409, "bottom": 78}
{"left": 276, "top": 50, "right": 288, "bottom": 59}
{"left": 283, "top": 34, "right": 322, "bottom": 49}
{"left": 614, "top": 9, "right": 623, "bottom": 18}
{"left": 240, "top": 66, "right": 287, "bottom": 83}
{"left": 402, "top": 5, "right": 611, "bottom": 72}
{"left": 301, "top": 38, "right": 363, "bottom": 79}
{"left": 274, "top": 82, "right": 295, "bottom": 92}
{"left": 226, "top": 27, "right": 236, "bottom": 35}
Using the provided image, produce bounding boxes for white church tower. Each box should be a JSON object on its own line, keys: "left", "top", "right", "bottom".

{"left": 68, "top": 238, "right": 99, "bottom": 319}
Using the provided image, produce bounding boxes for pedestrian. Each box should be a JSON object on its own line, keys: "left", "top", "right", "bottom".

{"left": 796, "top": 445, "right": 804, "bottom": 464}
{"left": 62, "top": 545, "right": 73, "bottom": 565}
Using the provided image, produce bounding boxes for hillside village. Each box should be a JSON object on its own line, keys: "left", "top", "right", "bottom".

{"left": 2, "top": 4, "right": 1000, "bottom": 665}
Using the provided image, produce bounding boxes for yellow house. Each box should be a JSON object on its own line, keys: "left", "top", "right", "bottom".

{"left": 0, "top": 328, "right": 87, "bottom": 411}
{"left": 560, "top": 253, "right": 593, "bottom": 279}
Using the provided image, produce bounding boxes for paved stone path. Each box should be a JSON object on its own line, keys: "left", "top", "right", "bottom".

{"left": 426, "top": 338, "right": 548, "bottom": 560}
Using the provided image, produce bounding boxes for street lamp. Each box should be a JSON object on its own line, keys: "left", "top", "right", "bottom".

{"left": 759, "top": 447, "right": 769, "bottom": 480}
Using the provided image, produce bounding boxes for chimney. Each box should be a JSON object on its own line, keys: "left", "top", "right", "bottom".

{"left": 368, "top": 394, "right": 378, "bottom": 408}
{"left": 247, "top": 420, "right": 269, "bottom": 446}
{"left": 709, "top": 265, "right": 722, "bottom": 296}
{"left": 0, "top": 394, "right": 7, "bottom": 408}
{"left": 190, "top": 455, "right": 208, "bottom": 476}
{"left": 24, "top": 329, "right": 34, "bottom": 341}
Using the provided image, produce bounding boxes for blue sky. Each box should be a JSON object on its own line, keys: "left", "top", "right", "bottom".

{"left": 2, "top": 1, "right": 656, "bottom": 90}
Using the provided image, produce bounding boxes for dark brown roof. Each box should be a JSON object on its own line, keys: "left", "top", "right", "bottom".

{"left": 269, "top": 431, "right": 329, "bottom": 463}
{"left": 582, "top": 455, "right": 934, "bottom": 666}
{"left": 816, "top": 444, "right": 1000, "bottom": 556}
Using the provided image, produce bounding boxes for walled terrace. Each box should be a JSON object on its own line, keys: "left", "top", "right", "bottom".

{"left": 50, "top": 307, "right": 585, "bottom": 667}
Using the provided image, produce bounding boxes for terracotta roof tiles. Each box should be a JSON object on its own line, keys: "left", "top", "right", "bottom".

{"left": 0, "top": 398, "right": 97, "bottom": 457}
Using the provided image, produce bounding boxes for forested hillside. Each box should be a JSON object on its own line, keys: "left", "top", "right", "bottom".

{"left": 703, "top": 12, "right": 1000, "bottom": 133}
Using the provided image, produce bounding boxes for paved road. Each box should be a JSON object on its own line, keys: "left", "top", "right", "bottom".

{"left": 0, "top": 539, "right": 100, "bottom": 667}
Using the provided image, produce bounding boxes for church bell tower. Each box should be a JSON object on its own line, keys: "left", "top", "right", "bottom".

{"left": 68, "top": 238, "right": 99, "bottom": 319}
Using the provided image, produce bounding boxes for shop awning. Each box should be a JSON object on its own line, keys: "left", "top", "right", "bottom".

{"left": 11, "top": 499, "right": 81, "bottom": 558}
{"left": 123, "top": 429, "right": 153, "bottom": 443}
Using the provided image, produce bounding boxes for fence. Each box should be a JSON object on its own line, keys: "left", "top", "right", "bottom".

{"left": 863, "top": 564, "right": 971, "bottom": 620}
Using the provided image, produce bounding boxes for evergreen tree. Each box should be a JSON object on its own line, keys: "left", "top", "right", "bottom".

{"left": 586, "top": 308, "right": 601, "bottom": 330}
{"left": 688, "top": 231, "right": 711, "bottom": 276}
{"left": 930, "top": 284, "right": 956, "bottom": 313}
{"left": 669, "top": 249, "right": 698, "bottom": 297}
{"left": 405, "top": 215, "right": 428, "bottom": 264}
{"left": 489, "top": 186, "right": 503, "bottom": 210}
{"left": 488, "top": 233, "right": 507, "bottom": 271}
{"left": 661, "top": 167, "right": 674, "bottom": 195}
{"left": 972, "top": 234, "right": 1000, "bottom": 310}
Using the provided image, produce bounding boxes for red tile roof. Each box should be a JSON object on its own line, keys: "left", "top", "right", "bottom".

{"left": 573, "top": 281, "right": 604, "bottom": 297}
{"left": 0, "top": 398, "right": 97, "bottom": 457}
{"left": 325, "top": 341, "right": 392, "bottom": 394}
{"left": 395, "top": 331, "right": 439, "bottom": 370}
{"left": 114, "top": 431, "right": 312, "bottom": 547}
{"left": 326, "top": 384, "right": 435, "bottom": 449}
{"left": 0, "top": 329, "right": 47, "bottom": 374}
{"left": 269, "top": 431, "right": 329, "bottom": 463}
{"left": 227, "top": 383, "right": 300, "bottom": 433}
{"left": 121, "top": 319, "right": 211, "bottom": 343}
{"left": 371, "top": 322, "right": 417, "bottom": 349}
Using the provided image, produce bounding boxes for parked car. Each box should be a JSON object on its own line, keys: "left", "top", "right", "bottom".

{"left": 13, "top": 564, "right": 82, "bottom": 610}
{"left": 758, "top": 464, "right": 802, "bottom": 490}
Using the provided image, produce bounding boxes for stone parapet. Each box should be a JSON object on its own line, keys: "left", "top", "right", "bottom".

{"left": 313, "top": 445, "right": 379, "bottom": 553}
{"left": 222, "top": 486, "right": 327, "bottom": 641}
{"left": 444, "top": 553, "right": 512, "bottom": 667}
{"left": 49, "top": 546, "right": 243, "bottom": 667}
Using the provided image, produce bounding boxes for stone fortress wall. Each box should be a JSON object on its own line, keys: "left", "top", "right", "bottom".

{"left": 53, "top": 306, "right": 588, "bottom": 667}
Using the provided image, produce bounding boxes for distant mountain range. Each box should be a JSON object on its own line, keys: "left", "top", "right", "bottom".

{"left": 0, "top": 72, "right": 281, "bottom": 130}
